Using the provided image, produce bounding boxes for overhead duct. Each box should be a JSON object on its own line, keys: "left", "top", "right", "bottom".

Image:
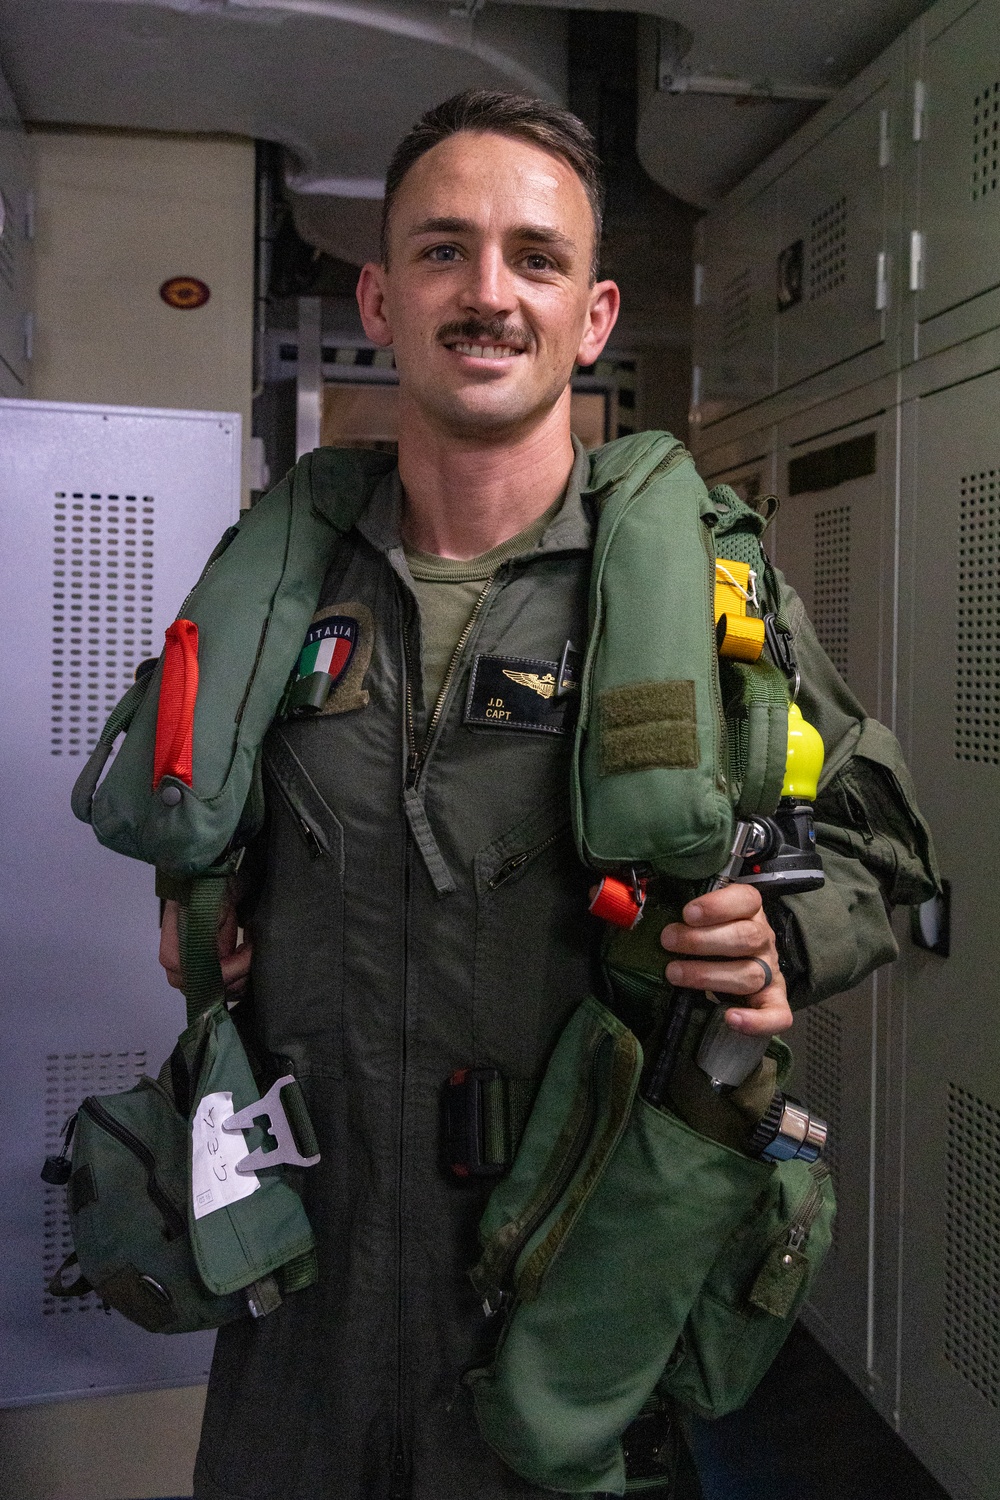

{"left": 0, "top": 0, "right": 930, "bottom": 208}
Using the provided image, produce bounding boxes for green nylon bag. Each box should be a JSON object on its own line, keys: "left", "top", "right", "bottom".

{"left": 573, "top": 441, "right": 790, "bottom": 880}
{"left": 53, "top": 997, "right": 319, "bottom": 1332}
{"left": 71, "top": 446, "right": 395, "bottom": 876}
{"left": 467, "top": 997, "right": 835, "bottom": 1495}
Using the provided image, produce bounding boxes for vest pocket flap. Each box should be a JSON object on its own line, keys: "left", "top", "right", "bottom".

{"left": 468, "top": 1076, "right": 775, "bottom": 1495}
{"left": 815, "top": 716, "right": 940, "bottom": 904}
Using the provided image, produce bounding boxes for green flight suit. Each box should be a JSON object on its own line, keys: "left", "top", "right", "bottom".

{"left": 192, "top": 443, "right": 934, "bottom": 1500}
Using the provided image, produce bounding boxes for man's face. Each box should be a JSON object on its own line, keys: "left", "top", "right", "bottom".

{"left": 357, "top": 131, "right": 619, "bottom": 440}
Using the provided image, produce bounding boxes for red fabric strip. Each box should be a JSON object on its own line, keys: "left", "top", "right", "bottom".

{"left": 153, "top": 619, "right": 199, "bottom": 789}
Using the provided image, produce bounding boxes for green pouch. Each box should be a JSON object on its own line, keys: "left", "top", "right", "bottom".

{"left": 71, "top": 448, "right": 394, "bottom": 877}
{"left": 58, "top": 1071, "right": 244, "bottom": 1334}
{"left": 53, "top": 997, "right": 318, "bottom": 1330}
{"left": 183, "top": 1004, "right": 318, "bottom": 1297}
{"left": 467, "top": 997, "right": 835, "bottom": 1495}
{"left": 574, "top": 438, "right": 732, "bottom": 881}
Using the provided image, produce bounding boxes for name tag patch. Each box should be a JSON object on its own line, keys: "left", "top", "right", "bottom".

{"left": 464, "top": 654, "right": 578, "bottom": 735}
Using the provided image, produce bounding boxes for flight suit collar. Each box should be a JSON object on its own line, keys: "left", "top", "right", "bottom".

{"left": 355, "top": 435, "right": 595, "bottom": 562}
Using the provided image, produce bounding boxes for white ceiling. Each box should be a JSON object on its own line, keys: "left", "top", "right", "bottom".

{"left": 0, "top": 0, "right": 929, "bottom": 213}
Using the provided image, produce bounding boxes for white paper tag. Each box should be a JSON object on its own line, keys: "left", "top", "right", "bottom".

{"left": 192, "top": 1090, "right": 260, "bottom": 1220}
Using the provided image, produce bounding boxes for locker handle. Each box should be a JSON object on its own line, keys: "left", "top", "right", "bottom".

{"left": 910, "top": 879, "right": 950, "bottom": 958}
{"left": 908, "top": 232, "right": 924, "bottom": 294}
{"left": 875, "top": 252, "right": 889, "bottom": 312}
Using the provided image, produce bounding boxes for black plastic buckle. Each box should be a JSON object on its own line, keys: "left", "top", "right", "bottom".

{"left": 442, "top": 1067, "right": 508, "bottom": 1180}
{"left": 763, "top": 612, "right": 798, "bottom": 679}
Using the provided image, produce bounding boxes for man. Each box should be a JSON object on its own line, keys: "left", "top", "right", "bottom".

{"left": 160, "top": 91, "right": 927, "bottom": 1500}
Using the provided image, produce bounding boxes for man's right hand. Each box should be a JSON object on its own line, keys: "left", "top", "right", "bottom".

{"left": 158, "top": 897, "right": 253, "bottom": 995}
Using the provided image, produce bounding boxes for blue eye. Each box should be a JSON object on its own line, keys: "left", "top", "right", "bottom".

{"left": 524, "top": 253, "right": 554, "bottom": 272}
{"left": 427, "top": 245, "right": 460, "bottom": 262}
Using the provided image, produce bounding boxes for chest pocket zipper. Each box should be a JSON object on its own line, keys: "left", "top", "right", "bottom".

{"left": 486, "top": 826, "right": 571, "bottom": 891}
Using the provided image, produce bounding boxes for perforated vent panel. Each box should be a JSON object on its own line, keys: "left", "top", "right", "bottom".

{"left": 955, "top": 471, "right": 1000, "bottom": 764}
{"left": 51, "top": 493, "right": 155, "bottom": 757}
{"left": 42, "top": 1050, "right": 148, "bottom": 1315}
{"left": 722, "top": 269, "right": 752, "bottom": 352}
{"left": 800, "top": 1005, "right": 843, "bottom": 1187}
{"left": 972, "top": 83, "right": 1000, "bottom": 202}
{"left": 808, "top": 198, "right": 847, "bottom": 301}
{"left": 943, "top": 1083, "right": 1000, "bottom": 1406}
{"left": 813, "top": 505, "right": 851, "bottom": 679}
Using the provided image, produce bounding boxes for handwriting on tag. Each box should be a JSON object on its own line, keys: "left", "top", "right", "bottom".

{"left": 192, "top": 1090, "right": 259, "bottom": 1220}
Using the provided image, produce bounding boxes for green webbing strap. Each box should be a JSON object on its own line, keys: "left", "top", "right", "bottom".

{"left": 176, "top": 871, "right": 230, "bottom": 1029}
{"left": 70, "top": 674, "right": 153, "bottom": 824}
{"left": 480, "top": 1076, "right": 536, "bottom": 1171}
{"left": 279, "top": 1078, "right": 321, "bottom": 1161}
{"left": 277, "top": 1246, "right": 319, "bottom": 1295}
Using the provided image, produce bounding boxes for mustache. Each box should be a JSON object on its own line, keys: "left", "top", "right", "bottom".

{"left": 437, "top": 317, "right": 533, "bottom": 352}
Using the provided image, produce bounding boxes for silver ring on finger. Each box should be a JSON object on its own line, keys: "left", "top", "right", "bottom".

{"left": 749, "top": 957, "right": 773, "bottom": 991}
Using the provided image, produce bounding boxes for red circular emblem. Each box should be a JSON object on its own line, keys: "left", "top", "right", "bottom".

{"left": 159, "top": 276, "right": 210, "bottom": 310}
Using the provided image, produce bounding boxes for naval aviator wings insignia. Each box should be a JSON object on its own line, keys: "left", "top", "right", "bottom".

{"left": 464, "top": 654, "right": 578, "bottom": 735}
{"left": 502, "top": 669, "right": 559, "bottom": 699}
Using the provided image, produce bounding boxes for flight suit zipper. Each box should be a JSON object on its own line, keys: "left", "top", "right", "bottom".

{"left": 402, "top": 575, "right": 496, "bottom": 790}
{"left": 395, "top": 571, "right": 501, "bottom": 1491}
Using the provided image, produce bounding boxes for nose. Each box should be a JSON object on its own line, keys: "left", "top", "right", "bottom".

{"left": 460, "top": 244, "right": 517, "bottom": 318}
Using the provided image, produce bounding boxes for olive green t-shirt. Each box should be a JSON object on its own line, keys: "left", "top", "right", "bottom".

{"left": 404, "top": 494, "right": 563, "bottom": 715}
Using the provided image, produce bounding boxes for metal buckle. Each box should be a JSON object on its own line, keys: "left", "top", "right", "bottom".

{"left": 222, "top": 1075, "right": 321, "bottom": 1175}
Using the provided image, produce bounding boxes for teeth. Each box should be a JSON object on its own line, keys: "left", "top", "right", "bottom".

{"left": 451, "top": 342, "right": 520, "bottom": 359}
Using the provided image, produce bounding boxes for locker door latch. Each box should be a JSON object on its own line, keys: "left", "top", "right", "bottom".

{"left": 911, "top": 878, "right": 950, "bottom": 958}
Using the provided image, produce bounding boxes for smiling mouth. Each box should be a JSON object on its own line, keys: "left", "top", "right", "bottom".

{"left": 447, "top": 341, "right": 524, "bottom": 360}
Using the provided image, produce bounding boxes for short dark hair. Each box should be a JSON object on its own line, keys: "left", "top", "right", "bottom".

{"left": 380, "top": 89, "right": 604, "bottom": 280}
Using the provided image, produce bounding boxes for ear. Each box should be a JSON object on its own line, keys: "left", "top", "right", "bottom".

{"left": 576, "top": 279, "right": 621, "bottom": 367}
{"left": 356, "top": 263, "right": 394, "bottom": 348}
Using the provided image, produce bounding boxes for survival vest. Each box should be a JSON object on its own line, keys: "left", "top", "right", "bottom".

{"left": 68, "top": 433, "right": 841, "bottom": 1483}
{"left": 73, "top": 434, "right": 790, "bottom": 883}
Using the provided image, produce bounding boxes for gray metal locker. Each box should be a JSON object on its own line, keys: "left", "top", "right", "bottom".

{"left": 911, "top": 0, "right": 1000, "bottom": 358}
{"left": 774, "top": 72, "right": 898, "bottom": 394}
{"left": 0, "top": 398, "right": 240, "bottom": 1405}
{"left": 693, "top": 184, "right": 781, "bottom": 426}
{"left": 697, "top": 428, "right": 777, "bottom": 514}
{"left": 894, "top": 363, "right": 1000, "bottom": 1500}
{"left": 769, "top": 398, "right": 900, "bottom": 1410}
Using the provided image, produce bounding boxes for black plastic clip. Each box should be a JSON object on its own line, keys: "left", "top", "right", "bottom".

{"left": 441, "top": 1067, "right": 510, "bottom": 1180}
{"left": 763, "top": 613, "right": 801, "bottom": 699}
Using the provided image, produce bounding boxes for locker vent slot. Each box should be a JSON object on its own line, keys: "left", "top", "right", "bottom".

{"left": 943, "top": 1083, "right": 1000, "bottom": 1406}
{"left": 787, "top": 431, "right": 877, "bottom": 496}
{"left": 42, "top": 1050, "right": 148, "bottom": 1316}
{"left": 808, "top": 197, "right": 847, "bottom": 301}
{"left": 955, "top": 471, "right": 1000, "bottom": 765}
{"left": 51, "top": 493, "right": 155, "bottom": 757}
{"left": 971, "top": 82, "right": 1000, "bottom": 202}
{"left": 800, "top": 1005, "right": 843, "bottom": 1185}
{"left": 812, "top": 505, "right": 851, "bottom": 680}
{"left": 722, "top": 269, "right": 752, "bottom": 352}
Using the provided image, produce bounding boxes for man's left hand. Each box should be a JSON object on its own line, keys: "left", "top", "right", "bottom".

{"left": 660, "top": 885, "right": 791, "bottom": 1036}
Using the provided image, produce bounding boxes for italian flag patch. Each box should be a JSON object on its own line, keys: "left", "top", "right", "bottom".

{"left": 296, "top": 615, "right": 358, "bottom": 685}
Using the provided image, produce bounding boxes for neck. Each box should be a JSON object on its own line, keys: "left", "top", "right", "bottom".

{"left": 396, "top": 392, "right": 576, "bottom": 560}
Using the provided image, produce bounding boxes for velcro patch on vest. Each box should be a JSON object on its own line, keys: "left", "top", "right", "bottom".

{"left": 287, "top": 601, "right": 374, "bottom": 717}
{"left": 464, "top": 655, "right": 578, "bottom": 735}
{"left": 598, "top": 679, "right": 698, "bottom": 775}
